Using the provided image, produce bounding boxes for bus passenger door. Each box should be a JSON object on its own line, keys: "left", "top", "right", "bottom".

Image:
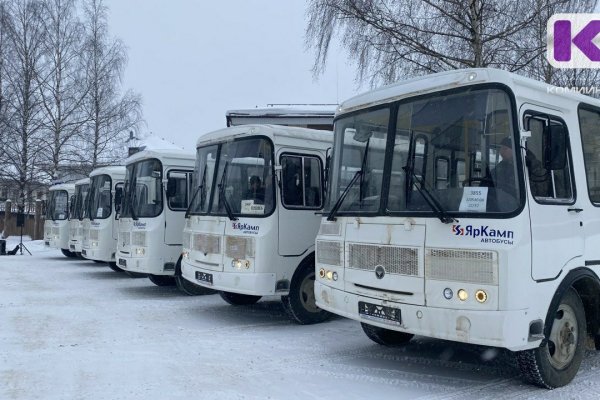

{"left": 164, "top": 170, "right": 191, "bottom": 245}
{"left": 523, "top": 109, "right": 584, "bottom": 280}
{"left": 277, "top": 152, "right": 325, "bottom": 256}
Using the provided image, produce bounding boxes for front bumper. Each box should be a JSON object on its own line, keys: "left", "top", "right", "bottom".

{"left": 117, "top": 254, "right": 169, "bottom": 275}
{"left": 315, "top": 281, "right": 537, "bottom": 351}
{"left": 181, "top": 259, "right": 277, "bottom": 296}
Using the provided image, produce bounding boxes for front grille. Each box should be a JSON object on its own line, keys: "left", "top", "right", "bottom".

{"left": 425, "top": 248, "right": 498, "bottom": 285}
{"left": 348, "top": 243, "right": 419, "bottom": 276}
{"left": 131, "top": 232, "right": 145, "bottom": 247}
{"left": 318, "top": 222, "right": 342, "bottom": 236}
{"left": 225, "top": 236, "right": 254, "bottom": 259}
{"left": 89, "top": 229, "right": 99, "bottom": 241}
{"left": 182, "top": 231, "right": 191, "bottom": 249}
{"left": 316, "top": 240, "right": 342, "bottom": 266}
{"left": 193, "top": 233, "right": 220, "bottom": 255}
{"left": 120, "top": 232, "right": 131, "bottom": 246}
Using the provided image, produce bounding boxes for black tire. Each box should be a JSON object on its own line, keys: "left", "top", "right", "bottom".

{"left": 108, "top": 261, "right": 124, "bottom": 272}
{"left": 516, "top": 288, "right": 586, "bottom": 388}
{"left": 281, "top": 258, "right": 331, "bottom": 324}
{"left": 148, "top": 274, "right": 176, "bottom": 286}
{"left": 76, "top": 252, "right": 84, "bottom": 259}
{"left": 174, "top": 257, "right": 216, "bottom": 296}
{"left": 61, "top": 249, "right": 76, "bottom": 258}
{"left": 361, "top": 322, "right": 414, "bottom": 346}
{"left": 219, "top": 291, "right": 261, "bottom": 305}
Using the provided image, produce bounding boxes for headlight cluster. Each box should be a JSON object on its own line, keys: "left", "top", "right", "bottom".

{"left": 319, "top": 268, "right": 338, "bottom": 281}
{"left": 231, "top": 259, "right": 250, "bottom": 270}
{"left": 135, "top": 247, "right": 145, "bottom": 256}
{"left": 443, "top": 287, "right": 488, "bottom": 303}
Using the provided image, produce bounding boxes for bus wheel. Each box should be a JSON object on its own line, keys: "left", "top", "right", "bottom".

{"left": 61, "top": 249, "right": 76, "bottom": 258}
{"left": 174, "top": 258, "right": 215, "bottom": 296}
{"left": 516, "top": 288, "right": 586, "bottom": 388}
{"left": 149, "top": 275, "right": 176, "bottom": 286}
{"left": 108, "top": 262, "right": 124, "bottom": 272}
{"left": 220, "top": 291, "right": 261, "bottom": 305}
{"left": 361, "top": 323, "right": 414, "bottom": 346}
{"left": 282, "top": 260, "right": 331, "bottom": 325}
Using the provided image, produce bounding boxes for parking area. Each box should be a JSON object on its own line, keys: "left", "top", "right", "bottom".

{"left": 2, "top": 240, "right": 600, "bottom": 399}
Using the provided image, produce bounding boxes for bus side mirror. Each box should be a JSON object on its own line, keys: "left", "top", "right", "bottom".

{"left": 166, "top": 178, "right": 177, "bottom": 198}
{"left": 543, "top": 124, "right": 567, "bottom": 170}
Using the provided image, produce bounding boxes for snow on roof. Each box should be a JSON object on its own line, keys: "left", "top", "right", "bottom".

{"left": 74, "top": 178, "right": 90, "bottom": 186}
{"left": 89, "top": 166, "right": 126, "bottom": 178}
{"left": 195, "top": 124, "right": 332, "bottom": 148}
{"left": 125, "top": 148, "right": 195, "bottom": 166}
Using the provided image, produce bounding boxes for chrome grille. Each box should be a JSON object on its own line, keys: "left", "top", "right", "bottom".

{"left": 225, "top": 236, "right": 254, "bottom": 259}
{"left": 193, "top": 233, "right": 220, "bottom": 255}
{"left": 348, "top": 244, "right": 419, "bottom": 276}
{"left": 425, "top": 248, "right": 498, "bottom": 285}
{"left": 318, "top": 222, "right": 341, "bottom": 236}
{"left": 316, "top": 240, "right": 342, "bottom": 266}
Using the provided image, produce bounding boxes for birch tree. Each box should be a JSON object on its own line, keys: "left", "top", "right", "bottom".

{"left": 37, "top": 0, "right": 88, "bottom": 180}
{"left": 80, "top": 0, "right": 141, "bottom": 169}
{"left": 305, "top": 0, "right": 586, "bottom": 86}
{"left": 2, "top": 0, "right": 46, "bottom": 204}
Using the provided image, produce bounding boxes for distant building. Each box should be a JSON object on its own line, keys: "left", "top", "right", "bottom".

{"left": 226, "top": 104, "right": 336, "bottom": 131}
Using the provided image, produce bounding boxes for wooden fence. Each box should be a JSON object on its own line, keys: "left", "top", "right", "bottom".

{"left": 0, "top": 200, "right": 45, "bottom": 240}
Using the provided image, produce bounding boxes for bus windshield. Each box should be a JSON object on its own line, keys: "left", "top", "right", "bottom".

{"left": 188, "top": 138, "right": 275, "bottom": 217}
{"left": 46, "top": 190, "right": 69, "bottom": 220}
{"left": 121, "top": 159, "right": 163, "bottom": 219}
{"left": 73, "top": 184, "right": 89, "bottom": 220}
{"left": 326, "top": 87, "right": 520, "bottom": 217}
{"left": 89, "top": 175, "right": 112, "bottom": 220}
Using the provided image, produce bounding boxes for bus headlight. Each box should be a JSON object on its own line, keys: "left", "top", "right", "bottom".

{"left": 91, "top": 241, "right": 99, "bottom": 247}
{"left": 475, "top": 290, "right": 488, "bottom": 303}
{"left": 232, "top": 259, "right": 250, "bottom": 269}
{"left": 457, "top": 289, "right": 468, "bottom": 301}
{"left": 135, "top": 247, "right": 146, "bottom": 256}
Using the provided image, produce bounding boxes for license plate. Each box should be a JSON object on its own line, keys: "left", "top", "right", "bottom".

{"left": 195, "top": 271, "right": 213, "bottom": 285}
{"left": 358, "top": 301, "right": 402, "bottom": 326}
{"left": 118, "top": 258, "right": 127, "bottom": 267}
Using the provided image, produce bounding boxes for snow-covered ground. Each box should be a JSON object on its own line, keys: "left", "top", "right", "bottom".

{"left": 2, "top": 239, "right": 600, "bottom": 399}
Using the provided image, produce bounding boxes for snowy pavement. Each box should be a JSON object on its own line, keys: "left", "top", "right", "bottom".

{"left": 2, "top": 240, "right": 600, "bottom": 399}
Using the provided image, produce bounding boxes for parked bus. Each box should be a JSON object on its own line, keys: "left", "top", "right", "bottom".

{"left": 81, "top": 166, "right": 126, "bottom": 271}
{"left": 68, "top": 178, "right": 90, "bottom": 258}
{"left": 116, "top": 149, "right": 197, "bottom": 287}
{"left": 314, "top": 68, "right": 600, "bottom": 388}
{"left": 44, "top": 183, "right": 76, "bottom": 257}
{"left": 180, "top": 124, "right": 332, "bottom": 323}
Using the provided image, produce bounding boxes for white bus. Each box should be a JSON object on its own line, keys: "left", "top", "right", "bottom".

{"left": 116, "top": 149, "right": 196, "bottom": 287}
{"left": 82, "top": 166, "right": 126, "bottom": 271}
{"left": 180, "top": 124, "right": 332, "bottom": 323}
{"left": 44, "top": 183, "right": 76, "bottom": 257}
{"left": 315, "top": 68, "right": 600, "bottom": 388}
{"left": 68, "top": 178, "right": 90, "bottom": 258}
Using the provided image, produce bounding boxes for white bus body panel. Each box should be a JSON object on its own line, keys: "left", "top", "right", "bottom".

{"left": 314, "top": 68, "right": 600, "bottom": 352}
{"left": 117, "top": 150, "right": 195, "bottom": 275}
{"left": 181, "top": 125, "right": 331, "bottom": 296}
{"left": 43, "top": 183, "right": 75, "bottom": 250}
{"left": 81, "top": 167, "right": 125, "bottom": 262}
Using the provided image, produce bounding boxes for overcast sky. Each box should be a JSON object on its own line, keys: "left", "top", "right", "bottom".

{"left": 103, "top": 0, "right": 360, "bottom": 150}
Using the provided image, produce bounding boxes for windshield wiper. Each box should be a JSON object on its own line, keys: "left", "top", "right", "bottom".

{"left": 327, "top": 137, "right": 371, "bottom": 221}
{"left": 185, "top": 167, "right": 207, "bottom": 218}
{"left": 326, "top": 170, "right": 362, "bottom": 221}
{"left": 404, "top": 131, "right": 456, "bottom": 224}
{"left": 218, "top": 161, "right": 238, "bottom": 221}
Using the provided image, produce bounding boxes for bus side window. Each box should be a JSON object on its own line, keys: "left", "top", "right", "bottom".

{"left": 525, "top": 114, "right": 573, "bottom": 202}
{"left": 167, "top": 171, "right": 189, "bottom": 211}
{"left": 280, "top": 154, "right": 323, "bottom": 209}
{"left": 579, "top": 107, "right": 600, "bottom": 204}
